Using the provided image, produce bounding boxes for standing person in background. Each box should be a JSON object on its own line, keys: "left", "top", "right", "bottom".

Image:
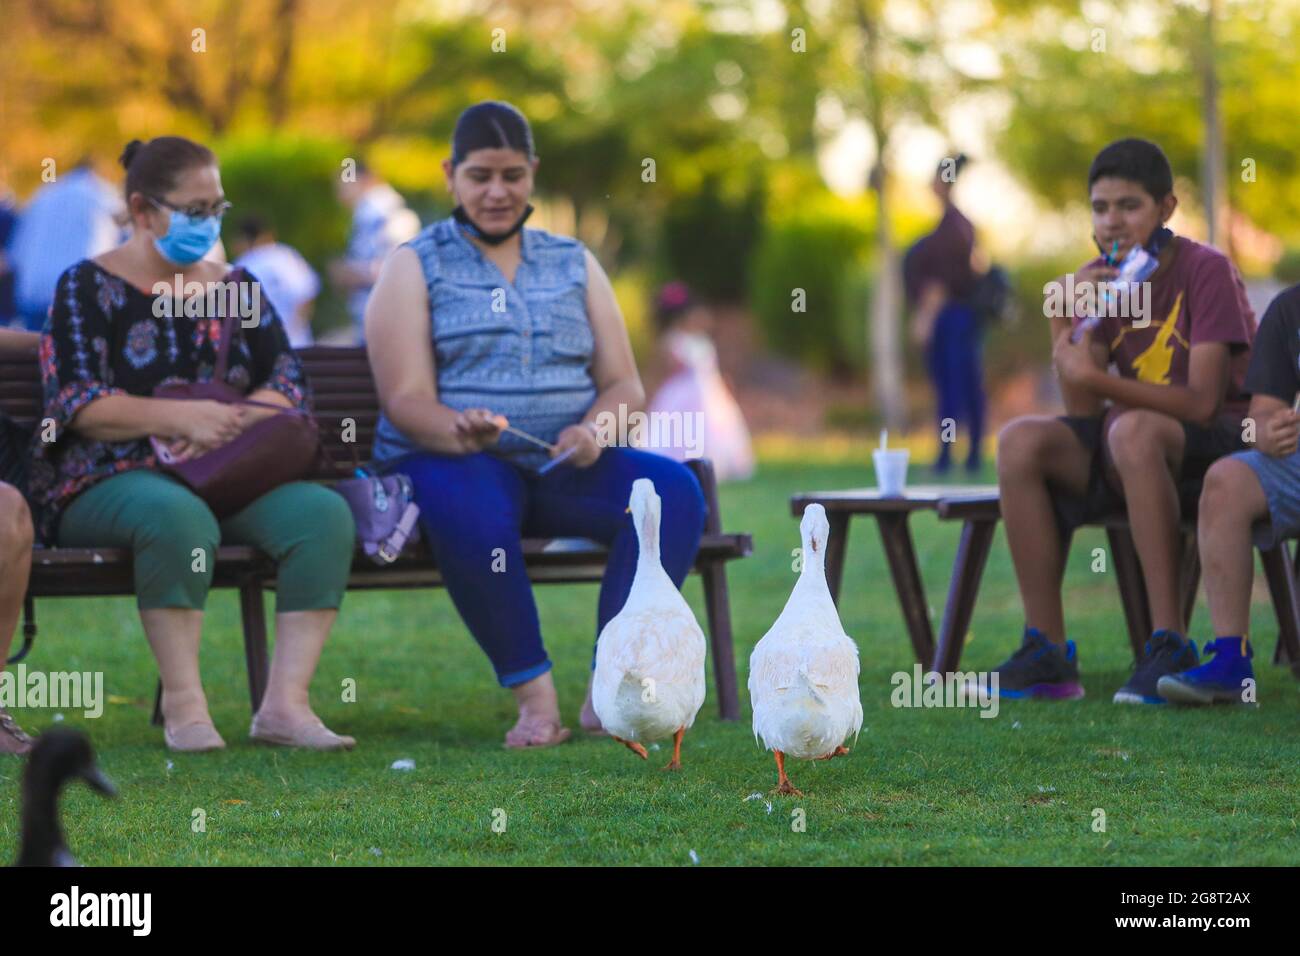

{"left": 646, "top": 281, "right": 755, "bottom": 481}
{"left": 233, "top": 215, "right": 321, "bottom": 348}
{"left": 904, "top": 153, "right": 986, "bottom": 475}
{"left": 332, "top": 163, "right": 420, "bottom": 344}
{"left": 0, "top": 183, "right": 18, "bottom": 328}
{"left": 10, "top": 159, "right": 126, "bottom": 331}
{"left": 0, "top": 326, "right": 39, "bottom": 754}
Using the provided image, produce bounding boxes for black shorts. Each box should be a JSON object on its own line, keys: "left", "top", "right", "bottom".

{"left": 1051, "top": 409, "right": 1245, "bottom": 541}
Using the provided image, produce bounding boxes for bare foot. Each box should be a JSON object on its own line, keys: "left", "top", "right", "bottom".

{"left": 773, "top": 779, "right": 804, "bottom": 796}
{"left": 504, "top": 713, "right": 571, "bottom": 749}
{"left": 815, "top": 745, "right": 850, "bottom": 760}
{"left": 504, "top": 671, "right": 571, "bottom": 748}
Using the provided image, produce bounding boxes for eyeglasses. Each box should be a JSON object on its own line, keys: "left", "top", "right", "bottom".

{"left": 149, "top": 195, "right": 232, "bottom": 220}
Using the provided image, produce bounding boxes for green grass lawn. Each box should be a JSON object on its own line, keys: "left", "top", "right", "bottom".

{"left": 3, "top": 457, "right": 1299, "bottom": 866}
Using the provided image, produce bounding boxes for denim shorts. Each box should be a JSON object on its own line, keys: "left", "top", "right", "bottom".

{"left": 1232, "top": 448, "right": 1300, "bottom": 550}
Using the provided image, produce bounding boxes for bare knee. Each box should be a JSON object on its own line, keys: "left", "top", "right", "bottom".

{"left": 1107, "top": 410, "right": 1177, "bottom": 473}
{"left": 0, "top": 483, "right": 34, "bottom": 559}
{"left": 996, "top": 417, "right": 1055, "bottom": 479}
{"left": 1199, "top": 458, "right": 1264, "bottom": 530}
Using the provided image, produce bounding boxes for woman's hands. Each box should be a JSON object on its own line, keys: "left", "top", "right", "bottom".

{"left": 452, "top": 408, "right": 508, "bottom": 453}
{"left": 160, "top": 400, "right": 245, "bottom": 462}
{"left": 450, "top": 410, "right": 601, "bottom": 466}
{"left": 553, "top": 422, "right": 602, "bottom": 468}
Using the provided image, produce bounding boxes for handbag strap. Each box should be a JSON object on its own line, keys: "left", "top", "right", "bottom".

{"left": 213, "top": 287, "right": 241, "bottom": 381}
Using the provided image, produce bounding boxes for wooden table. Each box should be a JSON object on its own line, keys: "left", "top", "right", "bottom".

{"left": 790, "top": 485, "right": 999, "bottom": 671}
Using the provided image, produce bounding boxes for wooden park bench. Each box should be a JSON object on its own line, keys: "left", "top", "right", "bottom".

{"left": 1, "top": 344, "right": 753, "bottom": 722}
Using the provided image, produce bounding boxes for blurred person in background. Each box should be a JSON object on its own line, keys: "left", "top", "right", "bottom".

{"left": 0, "top": 182, "right": 18, "bottom": 328}
{"left": 904, "top": 152, "right": 986, "bottom": 475}
{"left": 233, "top": 215, "right": 321, "bottom": 348}
{"left": 332, "top": 162, "right": 420, "bottom": 344}
{"left": 10, "top": 158, "right": 126, "bottom": 331}
{"left": 646, "top": 281, "right": 754, "bottom": 481}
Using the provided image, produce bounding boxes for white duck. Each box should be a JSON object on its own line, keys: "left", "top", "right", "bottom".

{"left": 592, "top": 478, "right": 707, "bottom": 770}
{"left": 749, "top": 503, "right": 863, "bottom": 795}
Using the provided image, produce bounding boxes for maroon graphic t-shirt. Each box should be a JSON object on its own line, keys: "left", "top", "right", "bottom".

{"left": 1075, "top": 236, "right": 1255, "bottom": 415}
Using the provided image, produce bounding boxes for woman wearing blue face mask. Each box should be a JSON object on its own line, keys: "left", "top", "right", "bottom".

{"left": 26, "top": 137, "right": 358, "bottom": 753}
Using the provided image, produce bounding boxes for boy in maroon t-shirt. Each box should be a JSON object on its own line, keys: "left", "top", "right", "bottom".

{"left": 991, "top": 138, "right": 1255, "bottom": 704}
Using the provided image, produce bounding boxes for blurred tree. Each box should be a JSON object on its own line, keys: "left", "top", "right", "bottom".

{"left": 996, "top": 0, "right": 1300, "bottom": 257}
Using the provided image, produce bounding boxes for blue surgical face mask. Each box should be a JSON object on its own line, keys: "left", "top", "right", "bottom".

{"left": 152, "top": 207, "right": 222, "bottom": 265}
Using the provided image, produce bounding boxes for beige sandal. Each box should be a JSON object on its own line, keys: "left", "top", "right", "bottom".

{"left": 164, "top": 721, "right": 227, "bottom": 753}
{"left": 249, "top": 714, "right": 355, "bottom": 751}
{"left": 0, "top": 707, "right": 33, "bottom": 756}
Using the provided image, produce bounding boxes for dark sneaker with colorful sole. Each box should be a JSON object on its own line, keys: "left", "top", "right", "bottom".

{"left": 991, "top": 627, "right": 1085, "bottom": 700}
{"left": 1113, "top": 629, "right": 1198, "bottom": 704}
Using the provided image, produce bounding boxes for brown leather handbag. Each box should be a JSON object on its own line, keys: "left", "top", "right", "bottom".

{"left": 151, "top": 309, "right": 322, "bottom": 518}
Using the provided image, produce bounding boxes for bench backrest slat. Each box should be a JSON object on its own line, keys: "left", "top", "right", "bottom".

{"left": 0, "top": 345, "right": 385, "bottom": 476}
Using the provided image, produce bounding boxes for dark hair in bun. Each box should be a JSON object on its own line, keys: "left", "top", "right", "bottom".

{"left": 451, "top": 101, "right": 534, "bottom": 168}
{"left": 118, "top": 136, "right": 217, "bottom": 203}
{"left": 119, "top": 139, "right": 145, "bottom": 170}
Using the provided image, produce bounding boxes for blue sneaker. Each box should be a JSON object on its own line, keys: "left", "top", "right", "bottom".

{"left": 1157, "top": 637, "right": 1256, "bottom": 705}
{"left": 1113, "top": 630, "right": 1198, "bottom": 704}
{"left": 991, "top": 628, "right": 1085, "bottom": 699}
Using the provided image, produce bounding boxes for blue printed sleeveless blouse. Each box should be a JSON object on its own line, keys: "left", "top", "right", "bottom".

{"left": 371, "top": 217, "right": 597, "bottom": 470}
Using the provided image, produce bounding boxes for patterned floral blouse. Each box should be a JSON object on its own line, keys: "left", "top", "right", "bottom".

{"left": 27, "top": 259, "right": 309, "bottom": 544}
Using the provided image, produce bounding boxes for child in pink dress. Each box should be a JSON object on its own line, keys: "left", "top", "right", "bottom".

{"left": 646, "top": 282, "right": 755, "bottom": 481}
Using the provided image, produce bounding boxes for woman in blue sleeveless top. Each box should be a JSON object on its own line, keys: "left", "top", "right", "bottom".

{"left": 366, "top": 102, "right": 706, "bottom": 748}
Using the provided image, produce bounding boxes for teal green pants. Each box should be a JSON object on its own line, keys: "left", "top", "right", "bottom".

{"left": 58, "top": 469, "right": 356, "bottom": 611}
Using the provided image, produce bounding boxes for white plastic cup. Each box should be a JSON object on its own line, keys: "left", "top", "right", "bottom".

{"left": 873, "top": 448, "right": 910, "bottom": 496}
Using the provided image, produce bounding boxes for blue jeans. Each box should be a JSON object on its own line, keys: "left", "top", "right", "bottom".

{"left": 386, "top": 446, "right": 707, "bottom": 687}
{"left": 925, "top": 301, "right": 985, "bottom": 468}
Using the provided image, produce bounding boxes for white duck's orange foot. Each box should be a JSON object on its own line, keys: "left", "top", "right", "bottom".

{"left": 611, "top": 735, "right": 648, "bottom": 759}
{"left": 816, "top": 745, "right": 851, "bottom": 760}
{"left": 771, "top": 750, "right": 803, "bottom": 795}
{"left": 662, "top": 727, "right": 685, "bottom": 771}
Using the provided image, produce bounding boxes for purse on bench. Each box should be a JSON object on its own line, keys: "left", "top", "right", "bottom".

{"left": 150, "top": 308, "right": 323, "bottom": 519}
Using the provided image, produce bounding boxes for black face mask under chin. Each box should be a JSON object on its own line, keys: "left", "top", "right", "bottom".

{"left": 452, "top": 204, "right": 534, "bottom": 246}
